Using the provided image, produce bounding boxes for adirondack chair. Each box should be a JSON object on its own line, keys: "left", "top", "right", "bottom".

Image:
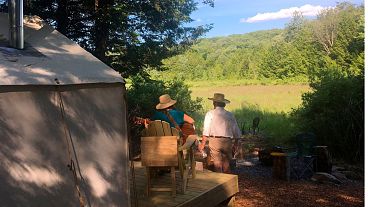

{"left": 141, "top": 120, "right": 197, "bottom": 197}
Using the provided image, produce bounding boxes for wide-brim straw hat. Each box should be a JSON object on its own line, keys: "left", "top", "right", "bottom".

{"left": 208, "top": 93, "right": 230, "bottom": 104}
{"left": 156, "top": 94, "right": 177, "bottom": 110}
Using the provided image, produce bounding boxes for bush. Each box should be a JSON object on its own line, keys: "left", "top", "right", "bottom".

{"left": 126, "top": 75, "right": 202, "bottom": 118}
{"left": 292, "top": 75, "right": 364, "bottom": 162}
{"left": 126, "top": 75, "right": 203, "bottom": 156}
{"left": 233, "top": 104, "right": 299, "bottom": 147}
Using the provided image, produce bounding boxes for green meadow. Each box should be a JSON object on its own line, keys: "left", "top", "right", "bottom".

{"left": 189, "top": 82, "right": 310, "bottom": 145}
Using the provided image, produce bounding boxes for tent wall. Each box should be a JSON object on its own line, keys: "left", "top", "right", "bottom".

{"left": 0, "top": 84, "right": 129, "bottom": 207}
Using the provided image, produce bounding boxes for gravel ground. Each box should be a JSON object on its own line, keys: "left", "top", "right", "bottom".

{"left": 232, "top": 157, "right": 364, "bottom": 207}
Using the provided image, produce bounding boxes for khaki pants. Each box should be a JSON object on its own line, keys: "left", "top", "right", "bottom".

{"left": 208, "top": 137, "right": 232, "bottom": 173}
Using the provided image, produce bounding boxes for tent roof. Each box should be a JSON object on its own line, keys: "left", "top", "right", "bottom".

{"left": 0, "top": 13, "right": 123, "bottom": 85}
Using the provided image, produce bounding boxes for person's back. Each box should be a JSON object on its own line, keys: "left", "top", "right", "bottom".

{"left": 203, "top": 107, "right": 240, "bottom": 138}
{"left": 200, "top": 93, "right": 241, "bottom": 173}
{"left": 153, "top": 94, "right": 196, "bottom": 141}
{"left": 152, "top": 109, "right": 184, "bottom": 128}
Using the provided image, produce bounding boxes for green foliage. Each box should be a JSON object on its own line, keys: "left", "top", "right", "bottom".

{"left": 308, "top": 3, "right": 364, "bottom": 83}
{"left": 154, "top": 2, "right": 364, "bottom": 164}
{"left": 126, "top": 75, "right": 202, "bottom": 119}
{"left": 233, "top": 105, "right": 299, "bottom": 146}
{"left": 292, "top": 75, "right": 364, "bottom": 162}
{"left": 284, "top": 11, "right": 306, "bottom": 43}
{"left": 153, "top": 29, "right": 284, "bottom": 81}
{"left": 189, "top": 84, "right": 308, "bottom": 144}
{"left": 126, "top": 75, "right": 203, "bottom": 156}
{"left": 259, "top": 41, "right": 308, "bottom": 80}
{"left": 20, "top": 0, "right": 214, "bottom": 77}
{"left": 153, "top": 2, "right": 364, "bottom": 88}
{"left": 292, "top": 2, "right": 364, "bottom": 163}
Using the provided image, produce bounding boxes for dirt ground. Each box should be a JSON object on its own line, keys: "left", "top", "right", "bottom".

{"left": 233, "top": 163, "right": 364, "bottom": 207}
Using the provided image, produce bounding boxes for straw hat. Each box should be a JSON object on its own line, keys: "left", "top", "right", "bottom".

{"left": 208, "top": 93, "right": 230, "bottom": 104}
{"left": 156, "top": 94, "right": 177, "bottom": 110}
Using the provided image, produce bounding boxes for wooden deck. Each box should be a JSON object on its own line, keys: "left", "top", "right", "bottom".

{"left": 130, "top": 162, "right": 238, "bottom": 207}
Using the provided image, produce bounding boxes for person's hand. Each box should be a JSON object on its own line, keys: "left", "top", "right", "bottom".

{"left": 232, "top": 144, "right": 238, "bottom": 157}
{"left": 198, "top": 142, "right": 205, "bottom": 151}
{"left": 144, "top": 119, "right": 150, "bottom": 128}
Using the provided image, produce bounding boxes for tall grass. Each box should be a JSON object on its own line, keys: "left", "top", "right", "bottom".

{"left": 189, "top": 84, "right": 309, "bottom": 146}
{"left": 185, "top": 78, "right": 308, "bottom": 88}
{"left": 233, "top": 105, "right": 298, "bottom": 146}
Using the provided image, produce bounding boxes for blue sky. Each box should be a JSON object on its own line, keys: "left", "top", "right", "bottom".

{"left": 190, "top": 0, "right": 364, "bottom": 38}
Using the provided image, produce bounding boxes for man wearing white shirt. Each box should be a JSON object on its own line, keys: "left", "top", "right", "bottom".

{"left": 198, "top": 93, "right": 242, "bottom": 173}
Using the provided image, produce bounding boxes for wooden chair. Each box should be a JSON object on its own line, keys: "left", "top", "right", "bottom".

{"left": 141, "top": 120, "right": 196, "bottom": 197}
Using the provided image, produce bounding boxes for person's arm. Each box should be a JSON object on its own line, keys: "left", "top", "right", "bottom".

{"left": 199, "top": 111, "right": 212, "bottom": 151}
{"left": 199, "top": 135, "right": 207, "bottom": 151}
{"left": 183, "top": 113, "right": 195, "bottom": 124}
{"left": 133, "top": 117, "right": 151, "bottom": 128}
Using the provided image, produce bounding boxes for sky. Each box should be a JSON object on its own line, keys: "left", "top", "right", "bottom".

{"left": 190, "top": 0, "right": 364, "bottom": 38}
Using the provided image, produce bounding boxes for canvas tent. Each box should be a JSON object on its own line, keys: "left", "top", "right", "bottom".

{"left": 0, "top": 13, "right": 130, "bottom": 206}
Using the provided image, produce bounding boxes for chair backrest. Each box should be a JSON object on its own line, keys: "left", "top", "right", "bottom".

{"left": 142, "top": 120, "right": 179, "bottom": 137}
{"left": 141, "top": 120, "right": 179, "bottom": 167}
{"left": 141, "top": 136, "right": 178, "bottom": 166}
{"left": 295, "top": 132, "right": 316, "bottom": 157}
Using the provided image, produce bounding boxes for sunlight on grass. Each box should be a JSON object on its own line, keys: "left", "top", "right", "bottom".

{"left": 185, "top": 79, "right": 308, "bottom": 88}
{"left": 190, "top": 84, "right": 310, "bottom": 145}
{"left": 190, "top": 84, "right": 310, "bottom": 113}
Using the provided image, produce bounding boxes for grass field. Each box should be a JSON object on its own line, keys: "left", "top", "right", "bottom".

{"left": 189, "top": 84, "right": 310, "bottom": 112}
{"left": 189, "top": 84, "right": 310, "bottom": 145}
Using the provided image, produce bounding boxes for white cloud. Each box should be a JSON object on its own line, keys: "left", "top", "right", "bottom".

{"left": 196, "top": 18, "right": 202, "bottom": 22}
{"left": 241, "top": 4, "right": 333, "bottom": 23}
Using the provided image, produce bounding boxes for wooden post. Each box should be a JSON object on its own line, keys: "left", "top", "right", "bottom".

{"left": 219, "top": 196, "right": 236, "bottom": 207}
{"left": 171, "top": 166, "right": 176, "bottom": 197}
{"left": 271, "top": 152, "right": 290, "bottom": 181}
{"left": 190, "top": 148, "right": 196, "bottom": 179}
{"left": 146, "top": 167, "right": 151, "bottom": 197}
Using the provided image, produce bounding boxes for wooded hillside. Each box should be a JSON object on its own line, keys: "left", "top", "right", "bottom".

{"left": 153, "top": 29, "right": 285, "bottom": 81}
{"left": 153, "top": 3, "right": 363, "bottom": 84}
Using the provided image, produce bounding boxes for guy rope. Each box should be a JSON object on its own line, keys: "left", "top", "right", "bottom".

{"left": 55, "top": 79, "right": 91, "bottom": 207}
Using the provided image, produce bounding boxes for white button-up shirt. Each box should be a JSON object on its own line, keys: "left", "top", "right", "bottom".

{"left": 202, "top": 106, "right": 242, "bottom": 139}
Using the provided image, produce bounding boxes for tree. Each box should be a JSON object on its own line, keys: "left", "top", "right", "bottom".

{"left": 312, "top": 8, "right": 339, "bottom": 55}
{"left": 284, "top": 11, "right": 306, "bottom": 43}
{"left": 292, "top": 2, "right": 365, "bottom": 162}
{"left": 260, "top": 41, "right": 307, "bottom": 80}
{"left": 22, "top": 0, "right": 214, "bottom": 77}
{"left": 307, "top": 2, "right": 364, "bottom": 82}
{"left": 160, "top": 29, "right": 284, "bottom": 81}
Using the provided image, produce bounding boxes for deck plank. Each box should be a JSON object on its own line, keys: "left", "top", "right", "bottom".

{"left": 130, "top": 162, "right": 238, "bottom": 207}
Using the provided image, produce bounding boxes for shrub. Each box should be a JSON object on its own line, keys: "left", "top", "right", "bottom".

{"left": 126, "top": 75, "right": 202, "bottom": 118}
{"left": 292, "top": 75, "right": 364, "bottom": 162}
{"left": 233, "top": 105, "right": 299, "bottom": 147}
{"left": 126, "top": 75, "right": 203, "bottom": 156}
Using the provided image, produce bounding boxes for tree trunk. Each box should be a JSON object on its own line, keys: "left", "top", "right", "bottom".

{"left": 93, "top": 0, "right": 113, "bottom": 63}
{"left": 55, "top": 0, "right": 68, "bottom": 35}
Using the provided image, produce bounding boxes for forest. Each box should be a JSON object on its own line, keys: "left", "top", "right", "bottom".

{"left": 1, "top": 0, "right": 363, "bottom": 162}
{"left": 0, "top": 1, "right": 364, "bottom": 206}
{"left": 151, "top": 2, "right": 365, "bottom": 162}
{"left": 152, "top": 3, "right": 364, "bottom": 85}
